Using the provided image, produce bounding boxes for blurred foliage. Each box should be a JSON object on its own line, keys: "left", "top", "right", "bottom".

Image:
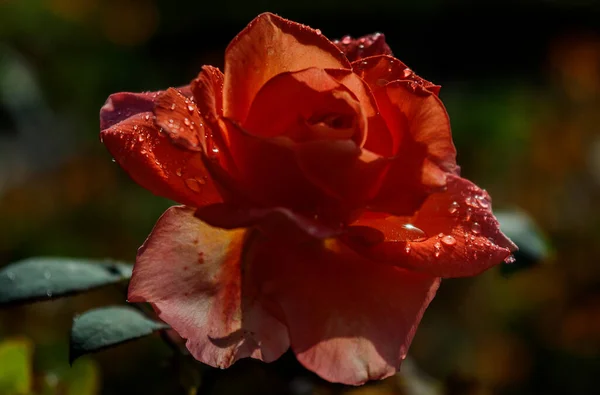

{"left": 0, "top": 337, "right": 99, "bottom": 395}
{"left": 1, "top": 0, "right": 600, "bottom": 394}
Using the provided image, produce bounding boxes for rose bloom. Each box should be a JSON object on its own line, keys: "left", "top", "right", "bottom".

{"left": 100, "top": 13, "right": 516, "bottom": 385}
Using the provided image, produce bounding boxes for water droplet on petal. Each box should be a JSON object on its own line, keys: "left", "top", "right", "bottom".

{"left": 6, "top": 271, "right": 15, "bottom": 281}
{"left": 44, "top": 271, "right": 51, "bottom": 280}
{"left": 170, "top": 103, "right": 176, "bottom": 110}
{"left": 144, "top": 114, "right": 150, "bottom": 121}
{"left": 504, "top": 255, "right": 516, "bottom": 264}
{"left": 434, "top": 242, "right": 442, "bottom": 257}
{"left": 46, "top": 290, "right": 53, "bottom": 297}
{"left": 475, "top": 195, "right": 489, "bottom": 208}
{"left": 314, "top": 29, "right": 321, "bottom": 35}
{"left": 395, "top": 224, "right": 427, "bottom": 242}
{"left": 175, "top": 168, "right": 182, "bottom": 177}
{"left": 441, "top": 235, "right": 456, "bottom": 246}
{"left": 212, "top": 146, "right": 220, "bottom": 154}
{"left": 471, "top": 222, "right": 481, "bottom": 234}
{"left": 187, "top": 104, "right": 195, "bottom": 113}
{"left": 138, "top": 135, "right": 144, "bottom": 142}
{"left": 185, "top": 178, "right": 203, "bottom": 192}
{"left": 448, "top": 201, "right": 460, "bottom": 214}
{"left": 183, "top": 118, "right": 190, "bottom": 126}
{"left": 404, "top": 243, "right": 411, "bottom": 254}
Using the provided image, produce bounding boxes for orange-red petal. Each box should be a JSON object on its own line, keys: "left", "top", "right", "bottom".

{"left": 223, "top": 12, "right": 350, "bottom": 123}
{"left": 251, "top": 237, "right": 440, "bottom": 385}
{"left": 243, "top": 68, "right": 365, "bottom": 144}
{"left": 352, "top": 55, "right": 441, "bottom": 96}
{"left": 368, "top": 81, "right": 458, "bottom": 215}
{"left": 154, "top": 88, "right": 204, "bottom": 151}
{"left": 100, "top": 112, "right": 222, "bottom": 207}
{"left": 345, "top": 175, "right": 517, "bottom": 278}
{"left": 129, "top": 206, "right": 290, "bottom": 367}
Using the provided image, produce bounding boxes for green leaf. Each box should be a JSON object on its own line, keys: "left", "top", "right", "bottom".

{"left": 496, "top": 209, "right": 551, "bottom": 276}
{"left": 0, "top": 337, "right": 33, "bottom": 395}
{"left": 70, "top": 306, "right": 169, "bottom": 364}
{"left": 0, "top": 257, "right": 132, "bottom": 306}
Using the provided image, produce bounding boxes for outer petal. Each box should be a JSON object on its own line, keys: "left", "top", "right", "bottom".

{"left": 369, "top": 81, "right": 458, "bottom": 215}
{"left": 252, "top": 237, "right": 440, "bottom": 385}
{"left": 129, "top": 206, "right": 290, "bottom": 367}
{"left": 352, "top": 55, "right": 441, "bottom": 96}
{"left": 333, "top": 33, "right": 393, "bottom": 62}
{"left": 154, "top": 88, "right": 204, "bottom": 151}
{"left": 100, "top": 112, "right": 222, "bottom": 207}
{"left": 345, "top": 174, "right": 517, "bottom": 278}
{"left": 223, "top": 12, "right": 351, "bottom": 123}
{"left": 100, "top": 87, "right": 193, "bottom": 130}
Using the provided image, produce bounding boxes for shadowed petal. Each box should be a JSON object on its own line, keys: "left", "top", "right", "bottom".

{"left": 252, "top": 237, "right": 440, "bottom": 385}
{"left": 369, "top": 81, "right": 458, "bottom": 215}
{"left": 345, "top": 175, "right": 517, "bottom": 278}
{"left": 100, "top": 112, "right": 222, "bottom": 207}
{"left": 129, "top": 206, "right": 290, "bottom": 367}
{"left": 224, "top": 12, "right": 350, "bottom": 123}
{"left": 333, "top": 33, "right": 393, "bottom": 62}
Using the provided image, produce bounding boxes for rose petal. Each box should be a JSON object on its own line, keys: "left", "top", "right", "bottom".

{"left": 100, "top": 87, "right": 193, "bottom": 130}
{"left": 252, "top": 237, "right": 440, "bottom": 385}
{"left": 352, "top": 55, "right": 441, "bottom": 96}
{"left": 223, "top": 12, "right": 350, "bottom": 123}
{"left": 345, "top": 174, "right": 517, "bottom": 278}
{"left": 333, "top": 33, "right": 393, "bottom": 62}
{"left": 243, "top": 68, "right": 365, "bottom": 145}
{"left": 195, "top": 204, "right": 342, "bottom": 240}
{"left": 369, "top": 80, "right": 458, "bottom": 215}
{"left": 100, "top": 112, "right": 222, "bottom": 207}
{"left": 294, "top": 141, "right": 391, "bottom": 206}
{"left": 129, "top": 206, "right": 290, "bottom": 367}
{"left": 153, "top": 88, "right": 204, "bottom": 151}
{"left": 326, "top": 68, "right": 395, "bottom": 156}
{"left": 191, "top": 66, "right": 232, "bottom": 163}
{"left": 225, "top": 121, "right": 329, "bottom": 214}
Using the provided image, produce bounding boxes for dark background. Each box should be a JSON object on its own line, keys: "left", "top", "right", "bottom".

{"left": 1, "top": 0, "right": 599, "bottom": 394}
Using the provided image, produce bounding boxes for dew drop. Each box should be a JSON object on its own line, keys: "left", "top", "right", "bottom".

{"left": 314, "top": 29, "right": 322, "bottom": 35}
{"left": 465, "top": 208, "right": 472, "bottom": 221}
{"left": 394, "top": 224, "right": 427, "bottom": 242}
{"left": 170, "top": 103, "right": 176, "bottom": 110}
{"left": 6, "top": 271, "right": 15, "bottom": 281}
{"left": 434, "top": 242, "right": 442, "bottom": 257}
{"left": 187, "top": 104, "right": 195, "bottom": 113}
{"left": 185, "top": 178, "right": 203, "bottom": 192}
{"left": 441, "top": 235, "right": 456, "bottom": 246}
{"left": 504, "top": 255, "right": 516, "bottom": 264}
{"left": 184, "top": 118, "right": 190, "bottom": 126}
{"left": 404, "top": 243, "right": 411, "bottom": 254}
{"left": 144, "top": 114, "right": 150, "bottom": 121}
{"left": 448, "top": 201, "right": 460, "bottom": 214}
{"left": 44, "top": 271, "right": 51, "bottom": 280}
{"left": 46, "top": 290, "right": 53, "bottom": 297}
{"left": 175, "top": 168, "right": 182, "bottom": 177}
{"left": 471, "top": 222, "right": 481, "bottom": 234}
{"left": 138, "top": 135, "right": 144, "bottom": 142}
{"left": 212, "top": 146, "right": 220, "bottom": 154}
{"left": 168, "top": 119, "right": 174, "bottom": 124}
{"left": 475, "top": 195, "right": 489, "bottom": 208}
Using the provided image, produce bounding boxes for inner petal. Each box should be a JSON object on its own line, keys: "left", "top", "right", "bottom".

{"left": 242, "top": 68, "right": 365, "bottom": 145}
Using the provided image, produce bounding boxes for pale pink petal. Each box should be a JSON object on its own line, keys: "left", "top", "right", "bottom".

{"left": 129, "top": 206, "right": 290, "bottom": 367}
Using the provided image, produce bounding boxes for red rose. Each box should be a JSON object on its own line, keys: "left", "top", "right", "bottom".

{"left": 100, "top": 13, "right": 516, "bottom": 385}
